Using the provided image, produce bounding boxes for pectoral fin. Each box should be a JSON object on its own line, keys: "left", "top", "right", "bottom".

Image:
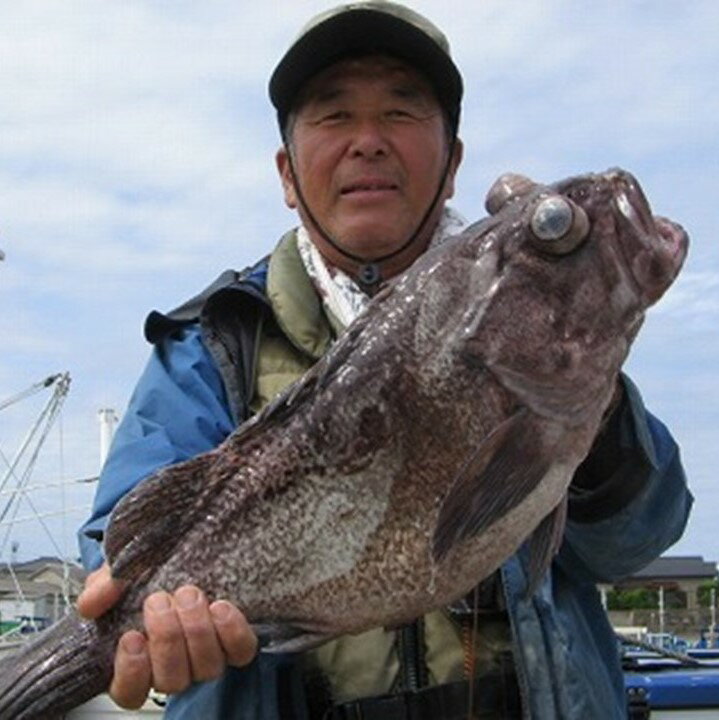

{"left": 432, "top": 409, "right": 552, "bottom": 562}
{"left": 253, "top": 621, "right": 335, "bottom": 653}
{"left": 526, "top": 495, "right": 568, "bottom": 595}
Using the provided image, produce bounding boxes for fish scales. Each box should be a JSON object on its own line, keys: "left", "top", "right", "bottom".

{"left": 0, "top": 168, "right": 688, "bottom": 718}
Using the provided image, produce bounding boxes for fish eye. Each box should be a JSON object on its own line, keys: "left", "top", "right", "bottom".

{"left": 528, "top": 195, "right": 590, "bottom": 254}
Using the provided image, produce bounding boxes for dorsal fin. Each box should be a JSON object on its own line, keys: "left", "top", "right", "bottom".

{"left": 105, "top": 451, "right": 218, "bottom": 582}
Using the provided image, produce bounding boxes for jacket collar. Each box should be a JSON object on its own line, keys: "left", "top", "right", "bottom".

{"left": 266, "top": 230, "right": 334, "bottom": 360}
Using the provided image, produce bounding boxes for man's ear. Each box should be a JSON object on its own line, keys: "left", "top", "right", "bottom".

{"left": 443, "top": 136, "right": 464, "bottom": 200}
{"left": 276, "top": 147, "right": 298, "bottom": 209}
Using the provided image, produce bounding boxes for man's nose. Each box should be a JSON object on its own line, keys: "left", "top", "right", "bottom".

{"left": 347, "top": 119, "right": 390, "bottom": 158}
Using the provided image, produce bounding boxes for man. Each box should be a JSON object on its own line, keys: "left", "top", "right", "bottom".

{"left": 77, "top": 3, "right": 692, "bottom": 719}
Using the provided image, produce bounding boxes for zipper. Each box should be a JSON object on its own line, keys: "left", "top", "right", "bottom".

{"left": 399, "top": 619, "right": 428, "bottom": 692}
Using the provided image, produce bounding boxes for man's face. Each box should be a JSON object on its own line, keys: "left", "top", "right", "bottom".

{"left": 276, "top": 56, "right": 462, "bottom": 278}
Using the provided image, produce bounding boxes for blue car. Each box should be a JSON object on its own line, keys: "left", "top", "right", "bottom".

{"left": 623, "top": 647, "right": 719, "bottom": 718}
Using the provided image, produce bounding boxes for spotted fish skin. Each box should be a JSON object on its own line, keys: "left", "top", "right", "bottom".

{"left": 0, "top": 169, "right": 688, "bottom": 719}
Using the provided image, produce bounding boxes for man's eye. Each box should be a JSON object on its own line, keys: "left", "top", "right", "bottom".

{"left": 386, "top": 108, "right": 420, "bottom": 121}
{"left": 318, "top": 110, "right": 350, "bottom": 123}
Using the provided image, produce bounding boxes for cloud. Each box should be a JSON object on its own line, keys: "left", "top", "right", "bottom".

{"left": 0, "top": 0, "right": 293, "bottom": 284}
{"left": 1, "top": 0, "right": 717, "bottom": 563}
{"left": 447, "top": 0, "right": 719, "bottom": 189}
{"left": 652, "top": 271, "right": 719, "bottom": 326}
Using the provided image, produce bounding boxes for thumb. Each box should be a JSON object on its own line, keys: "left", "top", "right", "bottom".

{"left": 77, "top": 562, "right": 126, "bottom": 619}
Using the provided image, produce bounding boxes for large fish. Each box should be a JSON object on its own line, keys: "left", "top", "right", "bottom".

{"left": 0, "top": 169, "right": 687, "bottom": 719}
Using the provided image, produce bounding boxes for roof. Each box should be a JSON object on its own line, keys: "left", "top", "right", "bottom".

{"left": 632, "top": 556, "right": 717, "bottom": 580}
{"left": 0, "top": 579, "right": 63, "bottom": 597}
{"left": 0, "top": 557, "right": 86, "bottom": 588}
{"left": 8, "top": 556, "right": 70, "bottom": 572}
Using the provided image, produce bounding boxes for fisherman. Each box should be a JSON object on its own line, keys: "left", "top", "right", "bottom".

{"left": 77, "top": 3, "right": 692, "bottom": 719}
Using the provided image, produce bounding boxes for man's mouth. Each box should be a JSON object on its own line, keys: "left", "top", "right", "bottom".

{"left": 340, "top": 180, "right": 399, "bottom": 195}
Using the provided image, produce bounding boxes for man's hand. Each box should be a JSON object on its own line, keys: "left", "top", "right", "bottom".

{"left": 77, "top": 563, "right": 258, "bottom": 710}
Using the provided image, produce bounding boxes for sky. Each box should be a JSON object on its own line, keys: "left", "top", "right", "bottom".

{"left": 0, "top": 0, "right": 717, "bottom": 566}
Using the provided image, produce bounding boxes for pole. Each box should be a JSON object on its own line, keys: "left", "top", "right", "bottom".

{"left": 98, "top": 408, "right": 118, "bottom": 468}
{"left": 659, "top": 585, "right": 665, "bottom": 636}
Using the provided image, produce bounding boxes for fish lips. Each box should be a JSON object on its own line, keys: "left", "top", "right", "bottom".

{"left": 609, "top": 169, "right": 689, "bottom": 306}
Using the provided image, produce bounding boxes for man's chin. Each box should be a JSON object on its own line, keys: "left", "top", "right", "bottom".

{"left": 328, "top": 227, "right": 413, "bottom": 259}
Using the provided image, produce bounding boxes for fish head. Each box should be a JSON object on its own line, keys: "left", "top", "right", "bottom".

{"left": 463, "top": 168, "right": 689, "bottom": 422}
{"left": 551, "top": 168, "right": 688, "bottom": 307}
{"left": 483, "top": 167, "right": 689, "bottom": 311}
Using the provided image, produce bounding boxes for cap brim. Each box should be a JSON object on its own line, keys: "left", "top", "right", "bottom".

{"left": 269, "top": 9, "right": 462, "bottom": 128}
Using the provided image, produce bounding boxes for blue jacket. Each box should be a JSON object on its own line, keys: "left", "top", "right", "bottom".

{"left": 79, "top": 257, "right": 692, "bottom": 720}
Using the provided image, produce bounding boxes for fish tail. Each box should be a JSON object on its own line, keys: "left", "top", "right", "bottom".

{"left": 0, "top": 611, "right": 114, "bottom": 720}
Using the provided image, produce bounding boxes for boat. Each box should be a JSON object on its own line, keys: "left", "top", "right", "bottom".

{"left": 622, "top": 637, "right": 719, "bottom": 718}
{"left": 0, "top": 375, "right": 163, "bottom": 717}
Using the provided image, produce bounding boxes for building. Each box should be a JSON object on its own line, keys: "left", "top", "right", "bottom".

{"left": 601, "top": 555, "right": 718, "bottom": 643}
{"left": 0, "top": 556, "right": 86, "bottom": 634}
{"left": 618, "top": 555, "right": 718, "bottom": 610}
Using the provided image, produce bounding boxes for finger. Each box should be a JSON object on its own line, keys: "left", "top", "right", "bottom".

{"left": 209, "top": 600, "right": 258, "bottom": 668}
{"left": 84, "top": 564, "right": 107, "bottom": 588}
{"left": 174, "top": 586, "right": 225, "bottom": 682}
{"left": 109, "top": 631, "right": 152, "bottom": 710}
{"left": 144, "top": 591, "right": 191, "bottom": 695}
{"left": 77, "top": 562, "right": 126, "bottom": 619}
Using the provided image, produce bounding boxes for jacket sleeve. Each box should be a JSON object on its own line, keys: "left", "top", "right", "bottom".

{"left": 558, "top": 374, "right": 693, "bottom": 583}
{"left": 77, "top": 325, "right": 235, "bottom": 571}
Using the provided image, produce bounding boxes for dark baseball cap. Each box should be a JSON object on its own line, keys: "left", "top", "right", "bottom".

{"left": 269, "top": 1, "right": 463, "bottom": 134}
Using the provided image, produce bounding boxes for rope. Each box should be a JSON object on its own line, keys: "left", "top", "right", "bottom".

{"left": 617, "top": 633, "right": 705, "bottom": 667}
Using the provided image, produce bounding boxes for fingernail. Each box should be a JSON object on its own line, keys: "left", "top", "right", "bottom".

{"left": 122, "top": 632, "right": 146, "bottom": 656}
{"left": 146, "top": 592, "right": 171, "bottom": 613}
{"left": 210, "top": 601, "right": 232, "bottom": 624}
{"left": 175, "top": 586, "right": 200, "bottom": 610}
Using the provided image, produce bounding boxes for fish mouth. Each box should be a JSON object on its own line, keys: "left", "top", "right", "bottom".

{"left": 608, "top": 169, "right": 689, "bottom": 305}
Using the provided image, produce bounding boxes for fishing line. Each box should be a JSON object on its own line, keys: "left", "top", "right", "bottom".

{"left": 467, "top": 582, "right": 479, "bottom": 720}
